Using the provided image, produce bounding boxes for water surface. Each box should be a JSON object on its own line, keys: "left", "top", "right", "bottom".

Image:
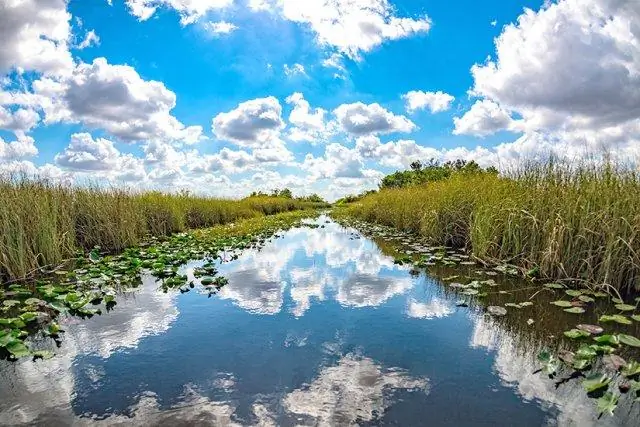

{"left": 0, "top": 216, "right": 638, "bottom": 426}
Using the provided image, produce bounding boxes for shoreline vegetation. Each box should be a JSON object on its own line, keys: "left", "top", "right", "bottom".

{"left": 0, "top": 209, "right": 318, "bottom": 359}
{"left": 336, "top": 160, "right": 640, "bottom": 295}
{"left": 0, "top": 176, "right": 326, "bottom": 282}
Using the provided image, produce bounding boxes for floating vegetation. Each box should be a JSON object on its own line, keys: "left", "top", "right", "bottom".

{"left": 0, "top": 210, "right": 318, "bottom": 360}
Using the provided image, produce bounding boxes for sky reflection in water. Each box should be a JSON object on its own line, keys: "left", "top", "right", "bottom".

{"left": 0, "top": 216, "right": 636, "bottom": 426}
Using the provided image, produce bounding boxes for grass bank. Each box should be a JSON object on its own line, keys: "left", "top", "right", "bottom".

{"left": 0, "top": 177, "right": 324, "bottom": 281}
{"left": 340, "top": 164, "right": 640, "bottom": 294}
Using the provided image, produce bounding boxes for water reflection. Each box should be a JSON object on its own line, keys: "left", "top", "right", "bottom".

{"left": 0, "top": 215, "right": 636, "bottom": 425}
{"left": 0, "top": 275, "right": 179, "bottom": 425}
{"left": 282, "top": 354, "right": 429, "bottom": 426}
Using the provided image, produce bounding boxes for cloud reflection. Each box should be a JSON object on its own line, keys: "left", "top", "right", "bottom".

{"left": 283, "top": 354, "right": 429, "bottom": 426}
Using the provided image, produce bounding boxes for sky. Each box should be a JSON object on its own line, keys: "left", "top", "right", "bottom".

{"left": 1, "top": 0, "right": 639, "bottom": 201}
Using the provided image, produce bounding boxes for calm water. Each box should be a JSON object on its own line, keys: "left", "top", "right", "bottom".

{"left": 0, "top": 216, "right": 638, "bottom": 426}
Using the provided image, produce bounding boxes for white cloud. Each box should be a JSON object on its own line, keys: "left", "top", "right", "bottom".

{"left": 457, "top": 0, "right": 640, "bottom": 160}
{"left": 303, "top": 143, "right": 366, "bottom": 179}
{"left": 258, "top": 0, "right": 431, "bottom": 60}
{"left": 9, "top": 58, "right": 203, "bottom": 143}
{"left": 334, "top": 102, "right": 416, "bottom": 136}
{"left": 125, "top": 0, "right": 234, "bottom": 25}
{"left": 0, "top": 0, "right": 73, "bottom": 76}
{"left": 212, "top": 96, "right": 285, "bottom": 147}
{"left": 490, "top": 20, "right": 497, "bottom": 27}
{"left": 0, "top": 106, "right": 40, "bottom": 135}
{"left": 77, "top": 30, "right": 100, "bottom": 49}
{"left": 283, "top": 63, "right": 306, "bottom": 77}
{"left": 402, "top": 90, "right": 455, "bottom": 114}
{"left": 453, "top": 100, "right": 519, "bottom": 137}
{"left": 0, "top": 135, "right": 38, "bottom": 161}
{"left": 285, "top": 92, "right": 330, "bottom": 143}
{"left": 203, "top": 20, "right": 238, "bottom": 36}
{"left": 55, "top": 133, "right": 147, "bottom": 181}
{"left": 355, "top": 136, "right": 440, "bottom": 169}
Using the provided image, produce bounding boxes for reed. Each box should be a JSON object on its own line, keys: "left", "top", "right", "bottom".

{"left": 344, "top": 163, "right": 640, "bottom": 294}
{"left": 0, "top": 176, "right": 323, "bottom": 281}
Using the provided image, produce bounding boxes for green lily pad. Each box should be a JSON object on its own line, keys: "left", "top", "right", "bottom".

{"left": 578, "top": 295, "right": 595, "bottom": 303}
{"left": 487, "top": 306, "right": 507, "bottom": 316}
{"left": 597, "top": 392, "right": 618, "bottom": 416}
{"left": 618, "top": 334, "right": 640, "bottom": 348}
{"left": 612, "top": 298, "right": 623, "bottom": 304}
{"left": 564, "top": 307, "right": 585, "bottom": 314}
{"left": 537, "top": 351, "right": 560, "bottom": 376}
{"left": 622, "top": 360, "right": 640, "bottom": 378}
{"left": 615, "top": 304, "right": 636, "bottom": 312}
{"left": 564, "top": 329, "right": 590, "bottom": 339}
{"left": 576, "top": 345, "right": 598, "bottom": 360}
{"left": 594, "top": 335, "right": 620, "bottom": 346}
{"left": 200, "top": 277, "right": 215, "bottom": 286}
{"left": 6, "top": 341, "right": 30, "bottom": 358}
{"left": 565, "top": 290, "right": 583, "bottom": 297}
{"left": 572, "top": 358, "right": 592, "bottom": 370}
{"left": 632, "top": 315, "right": 640, "bottom": 322}
{"left": 551, "top": 300, "right": 573, "bottom": 308}
{"left": 18, "top": 312, "right": 39, "bottom": 323}
{"left": 582, "top": 373, "right": 612, "bottom": 393}
{"left": 544, "top": 283, "right": 565, "bottom": 289}
{"left": 599, "top": 314, "right": 632, "bottom": 325}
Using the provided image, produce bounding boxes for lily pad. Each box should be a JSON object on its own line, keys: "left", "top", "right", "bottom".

{"left": 597, "top": 392, "right": 618, "bottom": 417}
{"left": 618, "top": 334, "right": 640, "bottom": 348}
{"left": 32, "top": 350, "right": 54, "bottom": 360}
{"left": 632, "top": 315, "right": 640, "bottom": 322}
{"left": 578, "top": 295, "right": 595, "bottom": 303}
{"left": 564, "top": 329, "right": 590, "bottom": 339}
{"left": 544, "top": 283, "right": 565, "bottom": 289}
{"left": 622, "top": 361, "right": 640, "bottom": 378}
{"left": 6, "top": 341, "right": 30, "bottom": 358}
{"left": 603, "top": 355, "right": 627, "bottom": 371}
{"left": 615, "top": 304, "right": 636, "bottom": 312}
{"left": 577, "top": 324, "right": 603, "bottom": 335}
{"left": 582, "top": 373, "right": 612, "bottom": 393}
{"left": 564, "top": 307, "right": 585, "bottom": 314}
{"left": 594, "top": 335, "right": 620, "bottom": 346}
{"left": 487, "top": 306, "right": 507, "bottom": 316}
{"left": 551, "top": 300, "right": 573, "bottom": 308}
{"left": 565, "top": 290, "right": 583, "bottom": 297}
{"left": 599, "top": 314, "right": 632, "bottom": 325}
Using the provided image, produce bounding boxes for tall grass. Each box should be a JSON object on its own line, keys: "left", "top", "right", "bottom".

{"left": 0, "top": 176, "right": 323, "bottom": 281}
{"left": 344, "top": 163, "right": 640, "bottom": 294}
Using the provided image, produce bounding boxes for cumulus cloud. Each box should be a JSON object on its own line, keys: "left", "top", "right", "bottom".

{"left": 0, "top": 106, "right": 40, "bottom": 135}
{"left": 257, "top": 0, "right": 431, "bottom": 60}
{"left": 55, "top": 133, "right": 146, "bottom": 181}
{"left": 403, "top": 90, "right": 455, "bottom": 114}
{"left": 334, "top": 102, "right": 416, "bottom": 136}
{"left": 355, "top": 136, "right": 440, "bottom": 169}
{"left": 213, "top": 96, "right": 285, "bottom": 147}
{"left": 285, "top": 92, "right": 330, "bottom": 143}
{"left": 456, "top": 0, "right": 640, "bottom": 161}
{"left": 303, "top": 143, "right": 366, "bottom": 179}
{"left": 0, "top": 135, "right": 38, "bottom": 161}
{"left": 203, "top": 21, "right": 238, "bottom": 36}
{"left": 126, "top": 0, "right": 234, "bottom": 25}
{"left": 453, "top": 100, "right": 519, "bottom": 137}
{"left": 0, "top": 0, "right": 73, "bottom": 76}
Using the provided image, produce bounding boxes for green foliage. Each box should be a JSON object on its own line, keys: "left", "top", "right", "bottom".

{"left": 343, "top": 161, "right": 640, "bottom": 293}
{"left": 379, "top": 159, "right": 496, "bottom": 190}
{"left": 0, "top": 176, "right": 323, "bottom": 281}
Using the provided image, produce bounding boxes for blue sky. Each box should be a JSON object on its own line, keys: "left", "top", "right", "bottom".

{"left": 1, "top": 0, "right": 639, "bottom": 200}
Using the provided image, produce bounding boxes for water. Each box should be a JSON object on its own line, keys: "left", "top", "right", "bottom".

{"left": 0, "top": 215, "right": 638, "bottom": 426}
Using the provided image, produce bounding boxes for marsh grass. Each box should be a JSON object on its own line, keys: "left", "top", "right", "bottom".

{"left": 344, "top": 163, "right": 640, "bottom": 294}
{"left": 0, "top": 176, "right": 322, "bottom": 281}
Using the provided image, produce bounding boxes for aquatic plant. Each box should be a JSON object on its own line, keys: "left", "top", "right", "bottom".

{"left": 0, "top": 176, "right": 325, "bottom": 282}
{"left": 339, "top": 162, "right": 640, "bottom": 294}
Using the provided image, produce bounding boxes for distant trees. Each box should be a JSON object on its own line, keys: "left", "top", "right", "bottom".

{"left": 248, "top": 188, "right": 327, "bottom": 204}
{"left": 380, "top": 159, "right": 498, "bottom": 190}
